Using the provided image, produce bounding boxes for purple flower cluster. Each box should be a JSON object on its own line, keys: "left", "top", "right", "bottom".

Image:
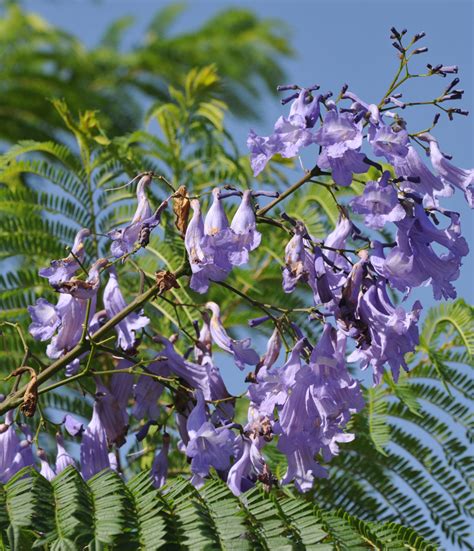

{"left": 5, "top": 37, "right": 471, "bottom": 497}
{"left": 185, "top": 189, "right": 261, "bottom": 293}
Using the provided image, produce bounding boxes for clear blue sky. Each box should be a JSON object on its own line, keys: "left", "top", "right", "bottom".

{"left": 22, "top": 0, "right": 473, "bottom": 395}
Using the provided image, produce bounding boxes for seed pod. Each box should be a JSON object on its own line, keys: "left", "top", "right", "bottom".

{"left": 173, "top": 185, "right": 191, "bottom": 236}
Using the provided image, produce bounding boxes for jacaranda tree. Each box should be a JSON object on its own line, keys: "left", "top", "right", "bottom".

{"left": 0, "top": 15, "right": 473, "bottom": 550}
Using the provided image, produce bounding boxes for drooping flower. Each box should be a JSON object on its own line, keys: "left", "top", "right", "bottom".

{"left": 247, "top": 88, "right": 320, "bottom": 176}
{"left": 282, "top": 222, "right": 314, "bottom": 293}
{"left": 108, "top": 174, "right": 152, "bottom": 257}
{"left": 108, "top": 174, "right": 168, "bottom": 258}
{"left": 371, "top": 201, "right": 469, "bottom": 300}
{"left": 229, "top": 190, "right": 261, "bottom": 265}
{"left": 185, "top": 391, "right": 234, "bottom": 486}
{"left": 206, "top": 302, "right": 260, "bottom": 370}
{"left": 227, "top": 435, "right": 265, "bottom": 496}
{"left": 0, "top": 412, "right": 21, "bottom": 483}
{"left": 260, "top": 327, "right": 282, "bottom": 371}
{"left": 421, "top": 133, "right": 474, "bottom": 208}
{"left": 37, "top": 449, "right": 56, "bottom": 481}
{"left": 315, "top": 108, "right": 368, "bottom": 186}
{"left": 29, "top": 259, "right": 109, "bottom": 372}
{"left": 368, "top": 124, "right": 409, "bottom": 164}
{"left": 80, "top": 403, "right": 111, "bottom": 480}
{"left": 95, "top": 380, "right": 129, "bottom": 447}
{"left": 28, "top": 298, "right": 61, "bottom": 341}
{"left": 350, "top": 171, "right": 406, "bottom": 229}
{"left": 132, "top": 360, "right": 167, "bottom": 421}
{"left": 45, "top": 294, "right": 90, "bottom": 359}
{"left": 151, "top": 432, "right": 170, "bottom": 489}
{"left": 185, "top": 195, "right": 233, "bottom": 294}
{"left": 394, "top": 144, "right": 452, "bottom": 207}
{"left": 154, "top": 335, "right": 211, "bottom": 398}
{"left": 103, "top": 266, "right": 149, "bottom": 351}
{"left": 63, "top": 414, "right": 84, "bottom": 436}
{"left": 193, "top": 315, "right": 235, "bottom": 423}
{"left": 53, "top": 258, "right": 108, "bottom": 299}
{"left": 248, "top": 339, "right": 305, "bottom": 418}
{"left": 348, "top": 279, "right": 422, "bottom": 384}
{"left": 55, "top": 433, "right": 76, "bottom": 474}
{"left": 39, "top": 228, "right": 90, "bottom": 286}
{"left": 110, "top": 359, "right": 135, "bottom": 414}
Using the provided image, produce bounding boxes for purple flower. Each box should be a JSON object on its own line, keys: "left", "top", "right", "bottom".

{"left": 206, "top": 301, "right": 260, "bottom": 370}
{"left": 45, "top": 294, "right": 91, "bottom": 358}
{"left": 185, "top": 195, "right": 233, "bottom": 294}
{"left": 53, "top": 258, "right": 108, "bottom": 300}
{"left": 315, "top": 109, "right": 368, "bottom": 186}
{"left": 280, "top": 439, "right": 328, "bottom": 492}
{"left": 247, "top": 88, "right": 320, "bottom": 176}
{"left": 350, "top": 171, "right": 406, "bottom": 229}
{"left": 110, "top": 359, "right": 135, "bottom": 412}
{"left": 371, "top": 202, "right": 469, "bottom": 300}
{"left": 154, "top": 336, "right": 211, "bottom": 397}
{"left": 249, "top": 325, "right": 363, "bottom": 492}
{"left": 39, "top": 228, "right": 90, "bottom": 286}
{"left": 336, "top": 251, "right": 369, "bottom": 338}
{"left": 132, "top": 360, "right": 167, "bottom": 421}
{"left": 394, "top": 144, "right": 452, "bottom": 207}
{"left": 63, "top": 414, "right": 84, "bottom": 436}
{"left": 103, "top": 266, "right": 149, "bottom": 351}
{"left": 368, "top": 125, "right": 409, "bottom": 163}
{"left": 37, "top": 448, "right": 56, "bottom": 481}
{"left": 80, "top": 403, "right": 111, "bottom": 480}
{"left": 95, "top": 381, "right": 129, "bottom": 447}
{"left": 421, "top": 134, "right": 474, "bottom": 208}
{"left": 0, "top": 412, "right": 21, "bottom": 483}
{"left": 107, "top": 175, "right": 168, "bottom": 258}
{"left": 28, "top": 298, "right": 61, "bottom": 341}
{"left": 55, "top": 434, "right": 76, "bottom": 474}
{"left": 227, "top": 435, "right": 265, "bottom": 496}
{"left": 107, "top": 174, "right": 152, "bottom": 257}
{"left": 151, "top": 433, "right": 170, "bottom": 489}
{"left": 260, "top": 327, "right": 282, "bottom": 370}
{"left": 282, "top": 222, "right": 314, "bottom": 293}
{"left": 348, "top": 280, "right": 422, "bottom": 384}
{"left": 248, "top": 339, "right": 305, "bottom": 418}
{"left": 185, "top": 391, "right": 234, "bottom": 484}
{"left": 229, "top": 190, "right": 261, "bottom": 265}
{"left": 193, "top": 316, "right": 235, "bottom": 422}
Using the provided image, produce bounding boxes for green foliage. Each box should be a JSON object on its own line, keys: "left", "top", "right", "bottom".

{"left": 0, "top": 3, "right": 291, "bottom": 145}
{"left": 0, "top": 467, "right": 435, "bottom": 550}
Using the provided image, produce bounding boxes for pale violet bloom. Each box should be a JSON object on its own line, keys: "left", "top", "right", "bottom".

{"left": 39, "top": 228, "right": 90, "bottom": 286}
{"left": 315, "top": 108, "right": 368, "bottom": 186}
{"left": 37, "top": 448, "right": 56, "bottom": 481}
{"left": 55, "top": 434, "right": 76, "bottom": 474}
{"left": 229, "top": 190, "right": 261, "bottom": 265}
{"left": 206, "top": 301, "right": 260, "bottom": 370}
{"left": 247, "top": 88, "right": 320, "bottom": 176}
{"left": 185, "top": 391, "right": 234, "bottom": 484}
{"left": 80, "top": 403, "right": 111, "bottom": 480}
{"left": 151, "top": 433, "right": 170, "bottom": 489}
{"left": 421, "top": 133, "right": 474, "bottom": 208}
{"left": 103, "top": 266, "right": 149, "bottom": 351}
{"left": 350, "top": 171, "right": 406, "bottom": 229}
